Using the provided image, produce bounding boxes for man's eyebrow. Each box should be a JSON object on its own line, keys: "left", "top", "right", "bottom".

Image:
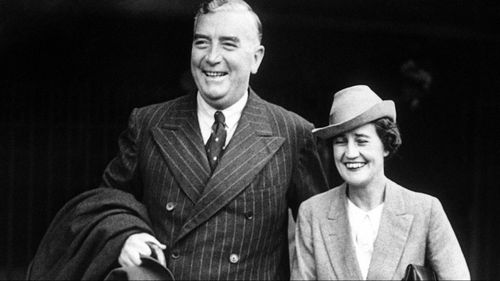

{"left": 193, "top": 33, "right": 209, "bottom": 40}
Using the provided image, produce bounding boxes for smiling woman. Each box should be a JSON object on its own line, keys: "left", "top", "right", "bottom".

{"left": 290, "top": 85, "right": 470, "bottom": 280}
{"left": 332, "top": 123, "right": 390, "bottom": 192}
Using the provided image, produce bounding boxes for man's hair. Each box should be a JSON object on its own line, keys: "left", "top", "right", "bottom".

{"left": 193, "top": 0, "right": 263, "bottom": 43}
{"left": 373, "top": 117, "right": 402, "bottom": 158}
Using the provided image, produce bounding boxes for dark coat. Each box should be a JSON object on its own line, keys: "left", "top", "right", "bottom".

{"left": 101, "top": 90, "right": 327, "bottom": 280}
{"left": 28, "top": 188, "right": 153, "bottom": 280}
{"left": 29, "top": 90, "right": 328, "bottom": 280}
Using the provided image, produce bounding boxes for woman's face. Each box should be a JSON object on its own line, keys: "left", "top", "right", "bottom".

{"left": 332, "top": 123, "right": 388, "bottom": 189}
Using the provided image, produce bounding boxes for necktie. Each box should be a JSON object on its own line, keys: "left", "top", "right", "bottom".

{"left": 205, "top": 111, "right": 227, "bottom": 172}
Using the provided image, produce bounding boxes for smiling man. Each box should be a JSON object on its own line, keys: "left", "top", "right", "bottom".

{"left": 28, "top": 0, "right": 327, "bottom": 280}
{"left": 105, "top": 0, "right": 327, "bottom": 280}
{"left": 190, "top": 2, "right": 264, "bottom": 110}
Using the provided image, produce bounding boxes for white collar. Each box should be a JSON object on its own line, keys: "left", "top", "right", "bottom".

{"left": 347, "top": 198, "right": 384, "bottom": 226}
{"left": 197, "top": 91, "right": 248, "bottom": 145}
{"left": 197, "top": 91, "right": 248, "bottom": 124}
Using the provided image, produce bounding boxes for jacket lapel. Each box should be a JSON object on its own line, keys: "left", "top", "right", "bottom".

{"left": 175, "top": 91, "right": 285, "bottom": 243}
{"left": 150, "top": 95, "right": 211, "bottom": 204}
{"left": 324, "top": 184, "right": 363, "bottom": 280}
{"left": 367, "top": 180, "right": 414, "bottom": 280}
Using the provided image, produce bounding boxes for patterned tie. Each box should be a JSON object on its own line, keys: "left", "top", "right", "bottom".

{"left": 205, "top": 111, "right": 227, "bottom": 172}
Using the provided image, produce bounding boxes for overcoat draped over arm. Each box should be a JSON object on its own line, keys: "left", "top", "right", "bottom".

{"left": 28, "top": 188, "right": 153, "bottom": 280}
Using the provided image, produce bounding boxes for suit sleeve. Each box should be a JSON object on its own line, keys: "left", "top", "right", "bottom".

{"left": 427, "top": 197, "right": 471, "bottom": 280}
{"left": 290, "top": 202, "right": 317, "bottom": 280}
{"left": 288, "top": 124, "right": 328, "bottom": 218}
{"left": 100, "top": 108, "right": 144, "bottom": 199}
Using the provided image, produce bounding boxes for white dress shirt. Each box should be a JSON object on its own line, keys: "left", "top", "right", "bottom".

{"left": 347, "top": 198, "right": 384, "bottom": 280}
{"left": 197, "top": 91, "right": 248, "bottom": 147}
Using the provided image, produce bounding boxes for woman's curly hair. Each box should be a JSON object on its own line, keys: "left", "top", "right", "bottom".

{"left": 373, "top": 117, "right": 402, "bottom": 158}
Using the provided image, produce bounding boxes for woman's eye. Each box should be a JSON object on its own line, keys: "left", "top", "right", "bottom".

{"left": 333, "top": 138, "right": 346, "bottom": 144}
{"left": 357, "top": 139, "right": 368, "bottom": 145}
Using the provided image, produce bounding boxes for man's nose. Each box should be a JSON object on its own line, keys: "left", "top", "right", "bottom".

{"left": 205, "top": 46, "right": 222, "bottom": 64}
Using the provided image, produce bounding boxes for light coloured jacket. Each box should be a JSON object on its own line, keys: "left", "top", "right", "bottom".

{"left": 291, "top": 180, "right": 470, "bottom": 280}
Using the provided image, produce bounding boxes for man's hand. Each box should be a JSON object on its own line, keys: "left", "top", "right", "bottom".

{"left": 118, "top": 233, "right": 167, "bottom": 267}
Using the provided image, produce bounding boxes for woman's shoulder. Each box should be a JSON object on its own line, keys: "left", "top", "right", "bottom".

{"left": 388, "top": 180, "right": 440, "bottom": 212}
{"left": 301, "top": 185, "right": 344, "bottom": 210}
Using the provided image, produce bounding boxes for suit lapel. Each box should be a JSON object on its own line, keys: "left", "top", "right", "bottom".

{"left": 324, "top": 184, "right": 363, "bottom": 280}
{"left": 175, "top": 91, "right": 285, "bottom": 243}
{"left": 367, "top": 180, "right": 414, "bottom": 280}
{"left": 150, "top": 95, "right": 211, "bottom": 204}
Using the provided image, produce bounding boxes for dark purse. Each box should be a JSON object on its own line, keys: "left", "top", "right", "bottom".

{"left": 402, "top": 264, "right": 437, "bottom": 281}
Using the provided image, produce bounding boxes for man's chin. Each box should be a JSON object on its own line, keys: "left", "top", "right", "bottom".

{"left": 199, "top": 92, "right": 229, "bottom": 108}
{"left": 200, "top": 91, "right": 226, "bottom": 101}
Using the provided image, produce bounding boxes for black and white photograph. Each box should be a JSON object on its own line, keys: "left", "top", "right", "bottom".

{"left": 2, "top": 0, "right": 499, "bottom": 279}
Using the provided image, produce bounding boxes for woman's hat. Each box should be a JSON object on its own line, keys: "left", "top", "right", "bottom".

{"left": 313, "top": 85, "right": 396, "bottom": 139}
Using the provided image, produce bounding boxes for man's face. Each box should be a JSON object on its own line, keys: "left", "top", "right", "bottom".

{"left": 191, "top": 10, "right": 264, "bottom": 109}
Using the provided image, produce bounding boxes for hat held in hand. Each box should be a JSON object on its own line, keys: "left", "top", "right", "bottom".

{"left": 313, "top": 85, "right": 396, "bottom": 139}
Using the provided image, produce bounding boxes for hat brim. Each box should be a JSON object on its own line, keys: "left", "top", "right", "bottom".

{"left": 313, "top": 100, "right": 396, "bottom": 139}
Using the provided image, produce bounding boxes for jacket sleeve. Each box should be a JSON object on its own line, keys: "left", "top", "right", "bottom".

{"left": 427, "top": 197, "right": 471, "bottom": 280}
{"left": 290, "top": 202, "right": 317, "bottom": 280}
{"left": 288, "top": 124, "right": 328, "bottom": 218}
{"left": 100, "top": 108, "right": 144, "bottom": 198}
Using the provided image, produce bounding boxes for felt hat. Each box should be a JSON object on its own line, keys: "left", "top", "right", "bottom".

{"left": 104, "top": 256, "right": 175, "bottom": 280}
{"left": 313, "top": 85, "right": 396, "bottom": 139}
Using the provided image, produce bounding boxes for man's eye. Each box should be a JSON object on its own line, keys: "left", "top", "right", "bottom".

{"left": 194, "top": 40, "right": 209, "bottom": 48}
{"left": 223, "top": 42, "right": 237, "bottom": 49}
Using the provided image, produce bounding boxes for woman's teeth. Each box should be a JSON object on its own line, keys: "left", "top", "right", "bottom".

{"left": 346, "top": 162, "right": 365, "bottom": 169}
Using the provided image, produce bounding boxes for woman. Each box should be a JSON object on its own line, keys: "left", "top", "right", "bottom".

{"left": 291, "top": 85, "right": 470, "bottom": 280}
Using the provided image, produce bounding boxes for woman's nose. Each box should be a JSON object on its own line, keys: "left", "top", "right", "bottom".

{"left": 345, "top": 142, "right": 360, "bottom": 158}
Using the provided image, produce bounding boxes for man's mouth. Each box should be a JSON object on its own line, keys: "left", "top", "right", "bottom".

{"left": 203, "top": 71, "right": 228, "bottom": 77}
{"left": 345, "top": 162, "right": 366, "bottom": 169}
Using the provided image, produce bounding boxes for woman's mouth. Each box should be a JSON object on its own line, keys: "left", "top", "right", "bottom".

{"left": 345, "top": 162, "right": 366, "bottom": 169}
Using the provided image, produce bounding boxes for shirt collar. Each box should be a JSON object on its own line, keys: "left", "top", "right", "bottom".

{"left": 197, "top": 91, "right": 248, "bottom": 129}
{"left": 347, "top": 198, "right": 384, "bottom": 224}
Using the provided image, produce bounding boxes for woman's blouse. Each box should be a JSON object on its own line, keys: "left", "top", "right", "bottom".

{"left": 347, "top": 199, "right": 384, "bottom": 280}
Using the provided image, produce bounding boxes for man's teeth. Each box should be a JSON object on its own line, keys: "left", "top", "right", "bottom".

{"left": 205, "top": 71, "right": 226, "bottom": 77}
{"left": 346, "top": 163, "right": 365, "bottom": 169}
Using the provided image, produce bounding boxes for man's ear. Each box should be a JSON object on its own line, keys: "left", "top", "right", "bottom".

{"left": 251, "top": 45, "right": 265, "bottom": 74}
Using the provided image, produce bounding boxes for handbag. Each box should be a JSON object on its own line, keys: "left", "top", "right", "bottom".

{"left": 402, "top": 264, "right": 437, "bottom": 281}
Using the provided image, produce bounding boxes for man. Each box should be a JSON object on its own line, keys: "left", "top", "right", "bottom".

{"left": 29, "top": 0, "right": 327, "bottom": 280}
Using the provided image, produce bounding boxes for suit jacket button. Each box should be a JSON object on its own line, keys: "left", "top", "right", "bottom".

{"left": 166, "top": 202, "right": 176, "bottom": 211}
{"left": 171, "top": 250, "right": 180, "bottom": 259}
{"left": 229, "top": 254, "right": 239, "bottom": 264}
{"left": 245, "top": 211, "right": 253, "bottom": 220}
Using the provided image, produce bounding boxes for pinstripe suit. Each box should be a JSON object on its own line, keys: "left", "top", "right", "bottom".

{"left": 100, "top": 89, "right": 327, "bottom": 280}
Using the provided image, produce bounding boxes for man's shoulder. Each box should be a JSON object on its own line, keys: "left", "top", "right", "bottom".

{"left": 254, "top": 94, "right": 314, "bottom": 129}
{"left": 136, "top": 94, "right": 192, "bottom": 114}
{"left": 130, "top": 94, "right": 194, "bottom": 128}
